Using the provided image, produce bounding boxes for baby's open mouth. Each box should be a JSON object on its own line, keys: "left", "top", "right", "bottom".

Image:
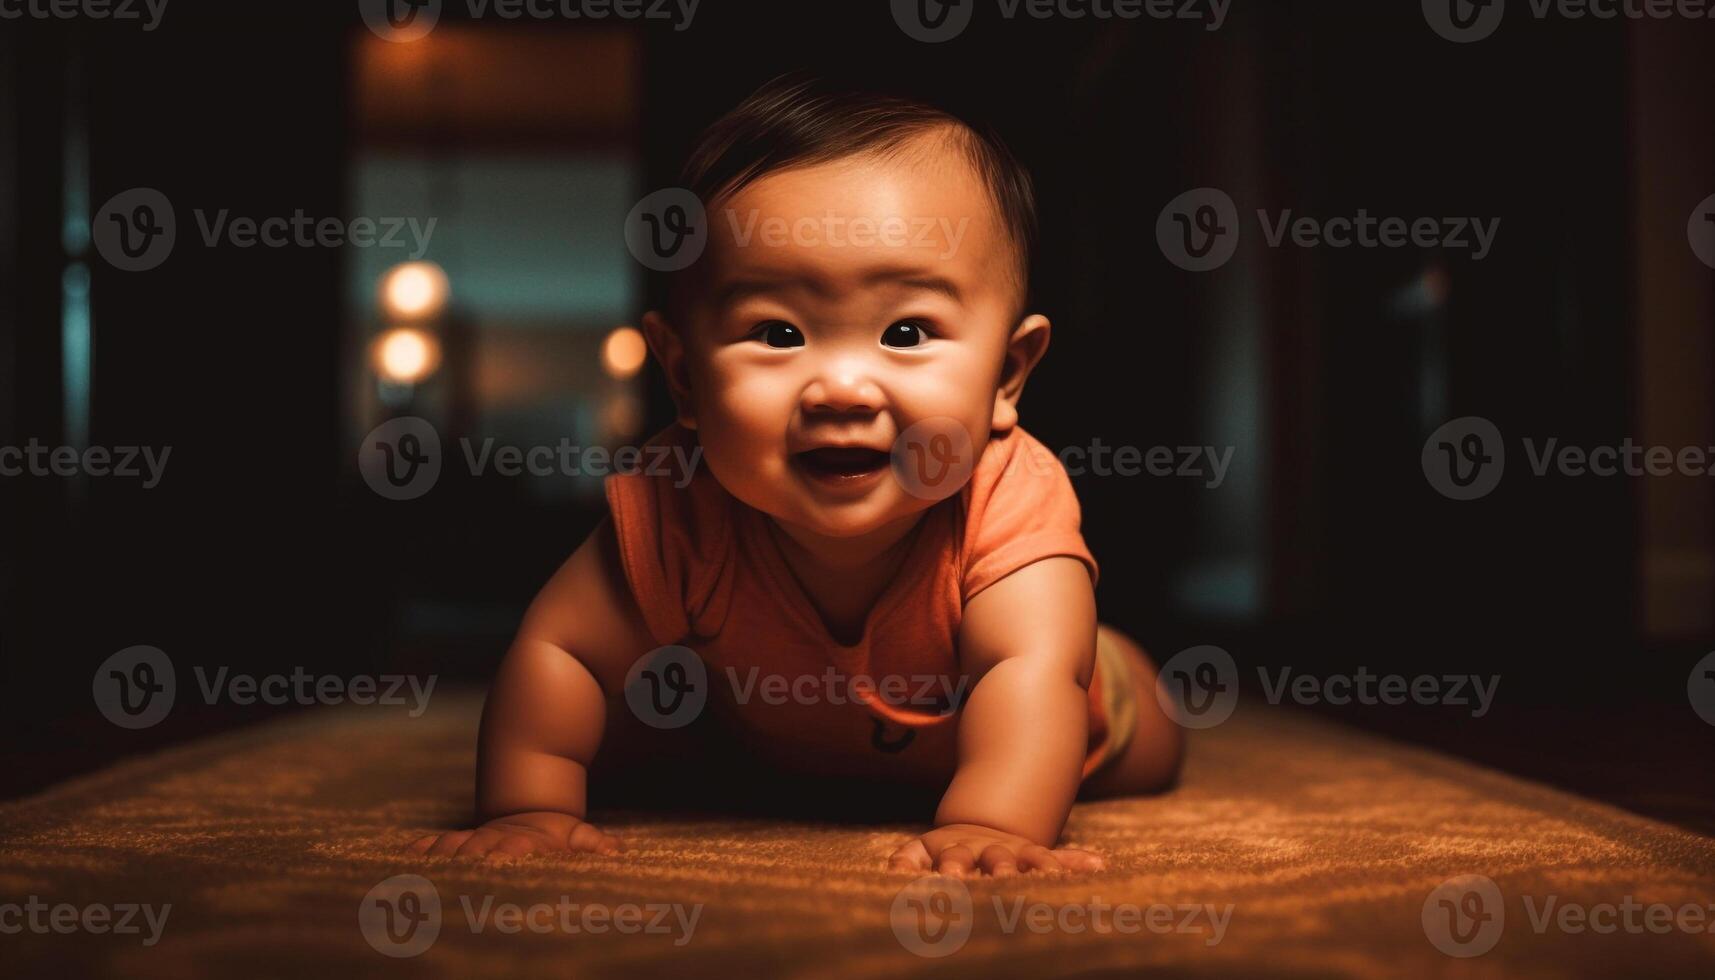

{"left": 792, "top": 446, "right": 892, "bottom": 483}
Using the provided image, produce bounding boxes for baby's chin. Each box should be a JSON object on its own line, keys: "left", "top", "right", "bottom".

{"left": 756, "top": 489, "right": 934, "bottom": 543}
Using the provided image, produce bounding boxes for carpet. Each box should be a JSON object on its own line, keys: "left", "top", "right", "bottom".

{"left": 3, "top": 690, "right": 1713, "bottom": 978}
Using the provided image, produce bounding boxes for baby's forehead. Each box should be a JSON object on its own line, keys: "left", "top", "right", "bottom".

{"left": 721, "top": 131, "right": 991, "bottom": 215}
{"left": 698, "top": 141, "right": 1017, "bottom": 302}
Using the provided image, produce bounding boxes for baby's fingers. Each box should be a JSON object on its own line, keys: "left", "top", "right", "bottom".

{"left": 454, "top": 828, "right": 512, "bottom": 859}
{"left": 1016, "top": 844, "right": 1064, "bottom": 874}
{"left": 978, "top": 844, "right": 1018, "bottom": 878}
{"left": 567, "top": 821, "right": 623, "bottom": 855}
{"left": 888, "top": 839, "right": 932, "bottom": 872}
{"left": 483, "top": 833, "right": 547, "bottom": 862}
{"left": 405, "top": 834, "right": 441, "bottom": 855}
{"left": 933, "top": 844, "right": 978, "bottom": 878}
{"left": 426, "top": 830, "right": 476, "bottom": 858}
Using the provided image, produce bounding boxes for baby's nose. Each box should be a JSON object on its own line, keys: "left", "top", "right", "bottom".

{"left": 801, "top": 358, "right": 884, "bottom": 416}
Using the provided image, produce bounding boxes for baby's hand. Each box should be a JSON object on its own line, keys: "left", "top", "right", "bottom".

{"left": 888, "top": 823, "right": 1104, "bottom": 878}
{"left": 406, "top": 811, "right": 623, "bottom": 862}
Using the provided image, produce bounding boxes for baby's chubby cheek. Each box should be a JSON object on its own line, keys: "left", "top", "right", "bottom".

{"left": 688, "top": 372, "right": 796, "bottom": 493}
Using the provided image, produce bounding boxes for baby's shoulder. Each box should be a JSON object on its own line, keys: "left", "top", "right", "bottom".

{"left": 964, "top": 425, "right": 1078, "bottom": 509}
{"left": 602, "top": 424, "right": 737, "bottom": 644}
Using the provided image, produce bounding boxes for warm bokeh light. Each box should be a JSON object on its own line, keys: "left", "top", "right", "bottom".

{"left": 602, "top": 392, "right": 644, "bottom": 438}
{"left": 602, "top": 325, "right": 648, "bottom": 379}
{"left": 373, "top": 326, "right": 441, "bottom": 384}
{"left": 380, "top": 261, "right": 449, "bottom": 320}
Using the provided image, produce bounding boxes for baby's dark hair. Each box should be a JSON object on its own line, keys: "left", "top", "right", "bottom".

{"left": 668, "top": 75, "right": 1037, "bottom": 317}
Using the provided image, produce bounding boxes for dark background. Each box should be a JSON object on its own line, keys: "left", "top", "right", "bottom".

{"left": 2, "top": 2, "right": 1712, "bottom": 831}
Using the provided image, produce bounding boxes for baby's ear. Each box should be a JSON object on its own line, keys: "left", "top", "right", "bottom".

{"left": 641, "top": 310, "right": 697, "bottom": 430}
{"left": 990, "top": 314, "right": 1052, "bottom": 433}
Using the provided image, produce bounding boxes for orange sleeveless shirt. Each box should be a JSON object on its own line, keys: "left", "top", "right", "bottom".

{"left": 604, "top": 423, "right": 1120, "bottom": 783}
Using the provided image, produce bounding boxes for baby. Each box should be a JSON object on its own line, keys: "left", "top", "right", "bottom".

{"left": 412, "top": 77, "right": 1183, "bottom": 877}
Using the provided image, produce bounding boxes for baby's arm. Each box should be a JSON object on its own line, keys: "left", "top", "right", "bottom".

{"left": 408, "top": 520, "right": 653, "bottom": 861}
{"left": 889, "top": 556, "right": 1104, "bottom": 877}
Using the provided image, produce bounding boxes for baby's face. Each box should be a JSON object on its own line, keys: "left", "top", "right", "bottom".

{"left": 667, "top": 133, "right": 1029, "bottom": 540}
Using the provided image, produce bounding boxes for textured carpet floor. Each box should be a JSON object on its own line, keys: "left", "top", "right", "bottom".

{"left": 3, "top": 691, "right": 1713, "bottom": 978}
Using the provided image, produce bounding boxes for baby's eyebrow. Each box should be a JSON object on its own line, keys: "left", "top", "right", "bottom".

{"left": 864, "top": 272, "right": 963, "bottom": 302}
{"left": 711, "top": 277, "right": 824, "bottom": 308}
{"left": 712, "top": 272, "right": 963, "bottom": 309}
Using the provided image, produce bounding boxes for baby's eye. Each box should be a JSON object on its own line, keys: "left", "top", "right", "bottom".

{"left": 754, "top": 320, "right": 804, "bottom": 348}
{"left": 880, "top": 320, "right": 928, "bottom": 349}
